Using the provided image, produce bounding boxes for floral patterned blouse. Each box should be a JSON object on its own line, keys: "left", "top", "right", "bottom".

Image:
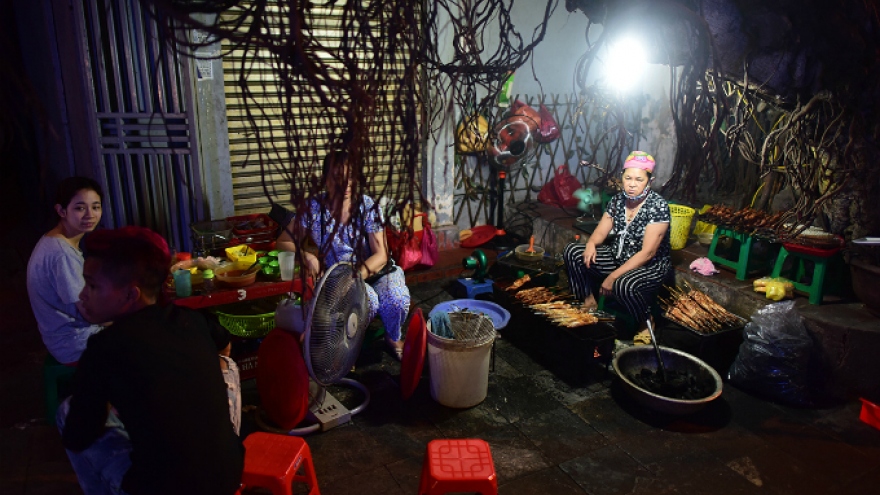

{"left": 299, "top": 194, "right": 384, "bottom": 267}
{"left": 605, "top": 189, "right": 672, "bottom": 265}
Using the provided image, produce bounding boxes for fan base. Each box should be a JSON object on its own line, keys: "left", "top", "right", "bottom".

{"left": 306, "top": 392, "right": 351, "bottom": 430}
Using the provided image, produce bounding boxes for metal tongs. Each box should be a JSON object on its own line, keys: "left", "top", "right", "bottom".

{"left": 645, "top": 318, "right": 667, "bottom": 383}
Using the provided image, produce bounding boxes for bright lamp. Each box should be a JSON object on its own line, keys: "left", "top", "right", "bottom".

{"left": 604, "top": 38, "right": 647, "bottom": 92}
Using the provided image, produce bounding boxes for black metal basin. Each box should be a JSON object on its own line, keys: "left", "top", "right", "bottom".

{"left": 612, "top": 346, "right": 723, "bottom": 415}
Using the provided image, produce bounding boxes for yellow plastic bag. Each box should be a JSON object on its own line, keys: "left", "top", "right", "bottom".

{"left": 693, "top": 204, "right": 717, "bottom": 236}
{"left": 455, "top": 114, "right": 489, "bottom": 154}
{"left": 754, "top": 277, "right": 794, "bottom": 300}
{"left": 765, "top": 281, "right": 788, "bottom": 301}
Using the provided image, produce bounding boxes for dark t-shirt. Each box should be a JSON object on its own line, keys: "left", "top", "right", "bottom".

{"left": 606, "top": 189, "right": 672, "bottom": 264}
{"left": 62, "top": 304, "right": 244, "bottom": 495}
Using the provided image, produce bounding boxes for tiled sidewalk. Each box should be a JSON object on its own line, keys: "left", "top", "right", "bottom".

{"left": 3, "top": 241, "right": 880, "bottom": 494}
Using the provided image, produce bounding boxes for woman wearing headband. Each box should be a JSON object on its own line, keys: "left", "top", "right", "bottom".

{"left": 562, "top": 151, "right": 672, "bottom": 343}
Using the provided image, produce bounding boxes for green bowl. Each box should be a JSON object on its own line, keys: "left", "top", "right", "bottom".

{"left": 260, "top": 265, "right": 281, "bottom": 281}
{"left": 258, "top": 256, "right": 271, "bottom": 265}
{"left": 268, "top": 250, "right": 280, "bottom": 257}
{"left": 269, "top": 260, "right": 279, "bottom": 268}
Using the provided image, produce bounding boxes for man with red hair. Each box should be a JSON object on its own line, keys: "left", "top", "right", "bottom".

{"left": 57, "top": 226, "right": 243, "bottom": 495}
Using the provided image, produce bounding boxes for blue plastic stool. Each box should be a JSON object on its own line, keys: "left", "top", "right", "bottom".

{"left": 43, "top": 354, "right": 76, "bottom": 421}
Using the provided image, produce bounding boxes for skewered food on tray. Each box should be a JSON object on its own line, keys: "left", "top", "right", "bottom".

{"left": 529, "top": 302, "right": 599, "bottom": 327}
{"left": 505, "top": 274, "right": 531, "bottom": 291}
{"left": 513, "top": 286, "right": 569, "bottom": 305}
{"left": 700, "top": 205, "right": 785, "bottom": 234}
{"left": 660, "top": 281, "right": 743, "bottom": 334}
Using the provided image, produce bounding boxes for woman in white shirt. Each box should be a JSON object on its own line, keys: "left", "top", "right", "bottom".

{"left": 27, "top": 177, "right": 105, "bottom": 364}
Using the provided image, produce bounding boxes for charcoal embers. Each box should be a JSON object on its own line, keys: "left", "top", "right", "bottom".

{"left": 628, "top": 368, "right": 714, "bottom": 400}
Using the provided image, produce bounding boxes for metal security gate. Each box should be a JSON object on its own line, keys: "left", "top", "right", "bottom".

{"left": 221, "top": 1, "right": 422, "bottom": 215}
{"left": 72, "top": 0, "right": 204, "bottom": 252}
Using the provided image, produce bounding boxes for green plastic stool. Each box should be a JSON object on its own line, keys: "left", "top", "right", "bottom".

{"left": 771, "top": 243, "right": 842, "bottom": 304}
{"left": 597, "top": 295, "right": 662, "bottom": 335}
{"left": 707, "top": 227, "right": 758, "bottom": 281}
{"left": 43, "top": 354, "right": 76, "bottom": 422}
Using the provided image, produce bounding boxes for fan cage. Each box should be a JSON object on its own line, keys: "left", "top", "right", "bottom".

{"left": 306, "top": 262, "right": 370, "bottom": 386}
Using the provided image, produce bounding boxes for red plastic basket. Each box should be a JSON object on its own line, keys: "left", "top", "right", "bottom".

{"left": 228, "top": 214, "right": 279, "bottom": 236}
{"left": 783, "top": 235, "right": 844, "bottom": 257}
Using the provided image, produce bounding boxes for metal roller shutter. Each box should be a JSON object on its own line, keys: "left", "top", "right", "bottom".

{"left": 221, "top": 2, "right": 422, "bottom": 215}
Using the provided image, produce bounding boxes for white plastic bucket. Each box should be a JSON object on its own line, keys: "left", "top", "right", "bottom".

{"left": 426, "top": 314, "right": 495, "bottom": 408}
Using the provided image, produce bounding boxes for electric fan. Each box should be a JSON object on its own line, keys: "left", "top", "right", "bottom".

{"left": 257, "top": 261, "right": 372, "bottom": 435}
{"left": 573, "top": 185, "right": 604, "bottom": 234}
{"left": 486, "top": 106, "right": 539, "bottom": 252}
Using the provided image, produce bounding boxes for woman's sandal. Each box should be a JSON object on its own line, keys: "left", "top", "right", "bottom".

{"left": 633, "top": 329, "right": 652, "bottom": 346}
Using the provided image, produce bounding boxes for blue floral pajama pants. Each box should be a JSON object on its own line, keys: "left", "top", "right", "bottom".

{"left": 365, "top": 266, "right": 411, "bottom": 342}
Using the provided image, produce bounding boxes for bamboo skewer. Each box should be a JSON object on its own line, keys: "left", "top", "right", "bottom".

{"left": 661, "top": 282, "right": 741, "bottom": 333}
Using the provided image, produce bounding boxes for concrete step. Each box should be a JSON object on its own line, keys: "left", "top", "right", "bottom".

{"left": 523, "top": 200, "right": 880, "bottom": 400}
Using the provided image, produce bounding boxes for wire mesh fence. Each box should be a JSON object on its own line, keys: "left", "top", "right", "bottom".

{"left": 453, "top": 92, "right": 641, "bottom": 229}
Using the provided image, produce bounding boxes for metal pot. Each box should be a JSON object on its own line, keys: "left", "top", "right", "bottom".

{"left": 612, "top": 346, "right": 722, "bottom": 415}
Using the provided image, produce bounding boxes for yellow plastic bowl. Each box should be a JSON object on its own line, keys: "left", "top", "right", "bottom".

{"left": 225, "top": 245, "right": 257, "bottom": 265}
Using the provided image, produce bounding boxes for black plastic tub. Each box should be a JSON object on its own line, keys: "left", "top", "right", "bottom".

{"left": 656, "top": 318, "right": 745, "bottom": 376}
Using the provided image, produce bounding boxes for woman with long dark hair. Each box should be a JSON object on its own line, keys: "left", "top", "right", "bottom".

{"left": 277, "top": 151, "right": 410, "bottom": 359}
{"left": 27, "top": 177, "right": 106, "bottom": 364}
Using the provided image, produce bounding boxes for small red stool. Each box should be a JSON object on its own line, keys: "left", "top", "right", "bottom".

{"left": 237, "top": 432, "right": 320, "bottom": 495}
{"left": 418, "top": 439, "right": 497, "bottom": 495}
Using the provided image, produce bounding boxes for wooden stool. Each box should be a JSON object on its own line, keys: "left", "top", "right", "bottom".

{"left": 418, "top": 439, "right": 497, "bottom": 495}
{"left": 771, "top": 242, "right": 842, "bottom": 304}
{"left": 43, "top": 354, "right": 75, "bottom": 421}
{"left": 239, "top": 432, "right": 320, "bottom": 495}
{"left": 707, "top": 227, "right": 758, "bottom": 281}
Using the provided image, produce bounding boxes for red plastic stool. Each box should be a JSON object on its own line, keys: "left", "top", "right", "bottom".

{"left": 418, "top": 439, "right": 497, "bottom": 495}
{"left": 238, "top": 432, "right": 320, "bottom": 495}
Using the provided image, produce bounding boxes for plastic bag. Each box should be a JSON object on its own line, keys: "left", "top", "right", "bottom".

{"left": 753, "top": 277, "right": 794, "bottom": 300}
{"left": 535, "top": 104, "right": 560, "bottom": 143}
{"left": 455, "top": 113, "right": 489, "bottom": 154}
{"left": 727, "top": 301, "right": 815, "bottom": 406}
{"left": 537, "top": 165, "right": 582, "bottom": 208}
{"left": 420, "top": 219, "right": 438, "bottom": 268}
{"left": 386, "top": 227, "right": 422, "bottom": 271}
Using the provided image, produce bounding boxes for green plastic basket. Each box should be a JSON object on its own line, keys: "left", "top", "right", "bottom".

{"left": 216, "top": 310, "right": 275, "bottom": 338}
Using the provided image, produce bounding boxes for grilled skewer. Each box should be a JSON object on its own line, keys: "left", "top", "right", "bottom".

{"left": 660, "top": 282, "right": 741, "bottom": 333}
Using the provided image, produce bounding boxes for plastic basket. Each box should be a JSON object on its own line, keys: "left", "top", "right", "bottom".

{"left": 669, "top": 204, "right": 695, "bottom": 250}
{"left": 191, "top": 220, "right": 234, "bottom": 251}
{"left": 216, "top": 310, "right": 276, "bottom": 338}
{"left": 228, "top": 213, "right": 279, "bottom": 236}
